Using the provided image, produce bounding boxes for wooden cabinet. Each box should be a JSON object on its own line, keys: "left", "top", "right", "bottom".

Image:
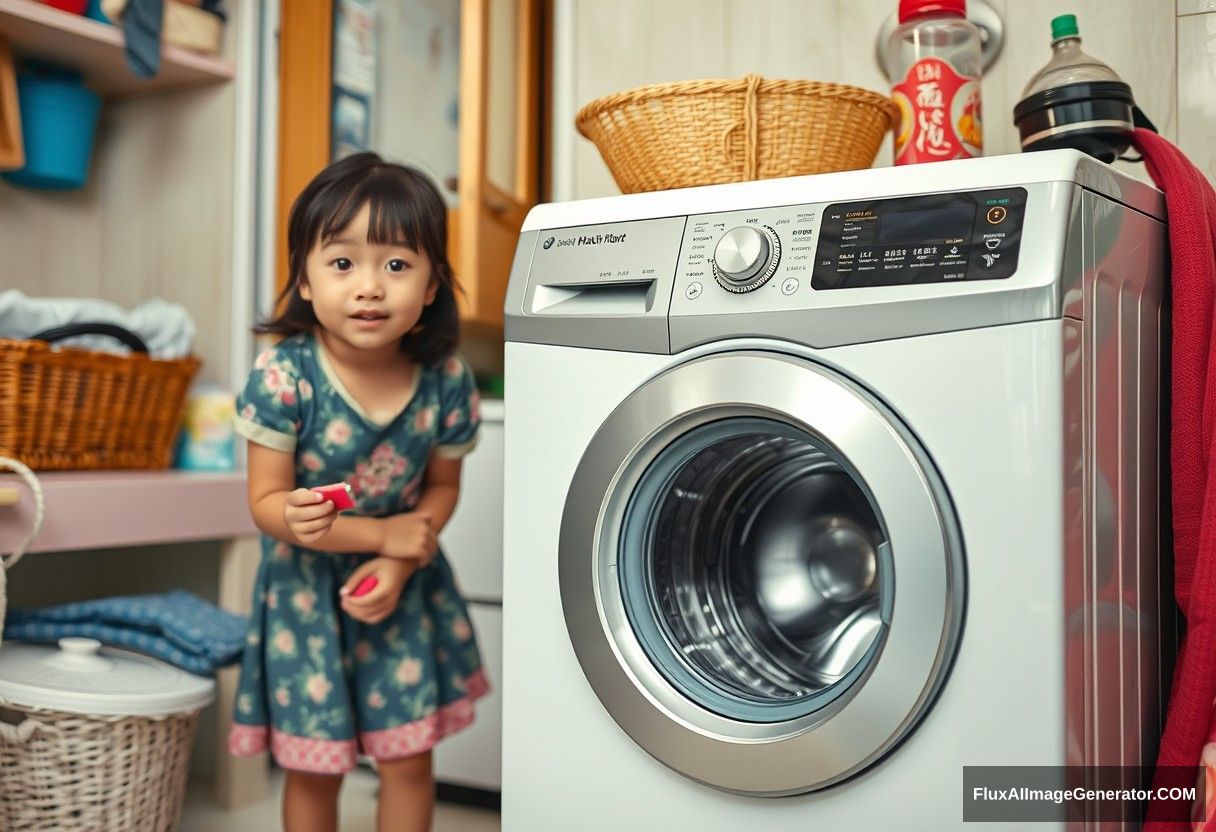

{"left": 275, "top": 0, "right": 332, "bottom": 298}
{"left": 453, "top": 0, "right": 541, "bottom": 335}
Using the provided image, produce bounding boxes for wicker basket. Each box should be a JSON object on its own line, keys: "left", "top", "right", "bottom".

{"left": 576, "top": 75, "right": 898, "bottom": 194}
{"left": 0, "top": 327, "right": 199, "bottom": 471}
{"left": 0, "top": 705, "right": 199, "bottom": 832}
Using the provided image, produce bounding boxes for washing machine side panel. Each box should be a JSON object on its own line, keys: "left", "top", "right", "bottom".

{"left": 1080, "top": 191, "right": 1167, "bottom": 794}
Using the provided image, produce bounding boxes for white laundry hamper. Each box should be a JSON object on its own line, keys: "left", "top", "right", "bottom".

{"left": 0, "top": 458, "right": 215, "bottom": 832}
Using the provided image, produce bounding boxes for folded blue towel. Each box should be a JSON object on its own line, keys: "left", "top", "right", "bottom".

{"left": 123, "top": 0, "right": 164, "bottom": 79}
{"left": 4, "top": 590, "right": 247, "bottom": 677}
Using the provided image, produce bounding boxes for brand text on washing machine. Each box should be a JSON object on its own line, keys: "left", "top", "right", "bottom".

{"left": 553, "top": 233, "right": 628, "bottom": 248}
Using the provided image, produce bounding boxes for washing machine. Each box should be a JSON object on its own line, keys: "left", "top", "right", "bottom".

{"left": 501, "top": 150, "right": 1168, "bottom": 830}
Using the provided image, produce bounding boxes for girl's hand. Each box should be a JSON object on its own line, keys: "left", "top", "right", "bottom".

{"left": 339, "top": 557, "right": 416, "bottom": 624}
{"left": 284, "top": 488, "right": 338, "bottom": 544}
{"left": 378, "top": 512, "right": 438, "bottom": 564}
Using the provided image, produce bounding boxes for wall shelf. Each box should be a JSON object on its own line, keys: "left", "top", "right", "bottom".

{"left": 0, "top": 470, "right": 255, "bottom": 555}
{"left": 0, "top": 0, "right": 233, "bottom": 98}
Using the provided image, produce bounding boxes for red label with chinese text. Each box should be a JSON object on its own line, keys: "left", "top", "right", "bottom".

{"left": 892, "top": 57, "right": 982, "bottom": 165}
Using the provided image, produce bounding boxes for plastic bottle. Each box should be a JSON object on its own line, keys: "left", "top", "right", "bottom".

{"left": 885, "top": 0, "right": 983, "bottom": 165}
{"left": 1020, "top": 14, "right": 1123, "bottom": 98}
{"left": 1013, "top": 14, "right": 1136, "bottom": 162}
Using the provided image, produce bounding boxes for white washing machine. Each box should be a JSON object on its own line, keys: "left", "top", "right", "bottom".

{"left": 501, "top": 151, "right": 1168, "bottom": 830}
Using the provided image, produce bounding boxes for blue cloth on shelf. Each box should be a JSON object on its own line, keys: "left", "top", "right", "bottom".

{"left": 3, "top": 590, "right": 247, "bottom": 677}
{"left": 123, "top": 0, "right": 165, "bottom": 79}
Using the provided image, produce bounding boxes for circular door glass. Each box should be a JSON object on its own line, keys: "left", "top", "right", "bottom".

{"left": 559, "top": 350, "right": 963, "bottom": 794}
{"left": 619, "top": 417, "right": 890, "bottom": 723}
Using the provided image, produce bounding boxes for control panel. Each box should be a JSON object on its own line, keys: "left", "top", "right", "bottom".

{"left": 679, "top": 206, "right": 818, "bottom": 304}
{"left": 811, "top": 188, "right": 1027, "bottom": 289}
{"left": 673, "top": 187, "right": 1027, "bottom": 311}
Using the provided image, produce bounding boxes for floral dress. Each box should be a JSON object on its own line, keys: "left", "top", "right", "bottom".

{"left": 226, "top": 333, "right": 487, "bottom": 774}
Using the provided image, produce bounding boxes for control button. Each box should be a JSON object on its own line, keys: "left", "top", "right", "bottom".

{"left": 712, "top": 225, "right": 782, "bottom": 293}
{"left": 781, "top": 277, "right": 799, "bottom": 295}
{"left": 982, "top": 252, "right": 1001, "bottom": 268}
{"left": 686, "top": 282, "right": 703, "bottom": 300}
{"left": 947, "top": 245, "right": 961, "bottom": 256}
{"left": 986, "top": 206, "right": 1008, "bottom": 224}
{"left": 714, "top": 226, "right": 769, "bottom": 283}
{"left": 985, "top": 238, "right": 1001, "bottom": 250}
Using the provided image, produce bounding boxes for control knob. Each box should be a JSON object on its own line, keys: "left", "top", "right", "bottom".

{"left": 712, "top": 225, "right": 781, "bottom": 293}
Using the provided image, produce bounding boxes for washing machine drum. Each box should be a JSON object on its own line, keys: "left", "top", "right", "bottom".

{"left": 560, "top": 351, "right": 964, "bottom": 796}
{"left": 623, "top": 422, "right": 886, "bottom": 722}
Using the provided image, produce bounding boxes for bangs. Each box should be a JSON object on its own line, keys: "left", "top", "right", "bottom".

{"left": 316, "top": 169, "right": 429, "bottom": 252}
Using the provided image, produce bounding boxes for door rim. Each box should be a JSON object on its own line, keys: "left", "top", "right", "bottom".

{"left": 558, "top": 350, "right": 966, "bottom": 795}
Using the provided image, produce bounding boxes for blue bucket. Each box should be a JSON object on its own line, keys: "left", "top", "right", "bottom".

{"left": 85, "top": 0, "right": 112, "bottom": 23}
{"left": 1, "top": 69, "right": 102, "bottom": 191}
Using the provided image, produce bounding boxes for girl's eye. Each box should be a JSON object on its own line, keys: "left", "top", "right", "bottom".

{"left": 387, "top": 259, "right": 409, "bottom": 273}
{"left": 331, "top": 258, "right": 352, "bottom": 271}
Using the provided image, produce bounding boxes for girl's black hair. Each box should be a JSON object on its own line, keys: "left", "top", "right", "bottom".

{"left": 257, "top": 152, "right": 460, "bottom": 364}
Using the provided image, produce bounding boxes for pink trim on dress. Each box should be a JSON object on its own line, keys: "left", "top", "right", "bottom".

{"left": 272, "top": 732, "right": 359, "bottom": 774}
{"left": 226, "top": 669, "right": 491, "bottom": 774}
{"left": 360, "top": 668, "right": 490, "bottom": 761}
{"left": 228, "top": 723, "right": 269, "bottom": 756}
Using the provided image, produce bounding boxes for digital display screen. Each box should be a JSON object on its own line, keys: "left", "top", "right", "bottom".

{"left": 811, "top": 187, "right": 1027, "bottom": 290}
{"left": 879, "top": 204, "right": 976, "bottom": 245}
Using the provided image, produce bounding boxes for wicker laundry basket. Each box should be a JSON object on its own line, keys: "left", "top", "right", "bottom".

{"left": 0, "top": 705, "right": 199, "bottom": 831}
{"left": 0, "top": 324, "right": 198, "bottom": 471}
{"left": 576, "top": 75, "right": 898, "bottom": 194}
{"left": 0, "top": 639, "right": 214, "bottom": 832}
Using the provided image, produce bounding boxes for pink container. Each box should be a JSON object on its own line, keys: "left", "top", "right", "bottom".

{"left": 40, "top": 0, "right": 88, "bottom": 14}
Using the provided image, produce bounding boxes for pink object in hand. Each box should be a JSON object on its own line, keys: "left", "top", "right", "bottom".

{"left": 311, "top": 482, "right": 355, "bottom": 511}
{"left": 352, "top": 576, "right": 378, "bottom": 597}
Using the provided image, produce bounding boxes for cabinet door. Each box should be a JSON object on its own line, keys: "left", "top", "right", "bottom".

{"left": 276, "top": 0, "right": 334, "bottom": 293}
{"left": 434, "top": 602, "right": 503, "bottom": 791}
{"left": 438, "top": 417, "right": 504, "bottom": 600}
{"left": 454, "top": 0, "right": 542, "bottom": 335}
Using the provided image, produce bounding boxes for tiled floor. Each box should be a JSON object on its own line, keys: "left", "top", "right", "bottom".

{"left": 181, "top": 769, "right": 500, "bottom": 832}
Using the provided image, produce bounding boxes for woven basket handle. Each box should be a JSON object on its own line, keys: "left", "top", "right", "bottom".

{"left": 719, "top": 74, "right": 763, "bottom": 180}
{"left": 1, "top": 456, "right": 44, "bottom": 571}
{"left": 0, "top": 717, "right": 44, "bottom": 745}
{"left": 30, "top": 322, "right": 149, "bottom": 354}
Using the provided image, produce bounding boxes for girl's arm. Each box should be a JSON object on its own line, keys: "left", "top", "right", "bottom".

{"left": 246, "top": 442, "right": 386, "bottom": 553}
{"left": 372, "top": 454, "right": 461, "bottom": 563}
{"left": 409, "top": 454, "right": 464, "bottom": 534}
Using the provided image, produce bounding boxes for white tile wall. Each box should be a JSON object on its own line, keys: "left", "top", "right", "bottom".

{"left": 989, "top": 0, "right": 1176, "bottom": 185}
{"left": 1179, "top": 0, "right": 1216, "bottom": 16}
{"left": 565, "top": 0, "right": 1189, "bottom": 199}
{"left": 1177, "top": 11, "right": 1216, "bottom": 183}
{"left": 573, "top": 0, "right": 733, "bottom": 199}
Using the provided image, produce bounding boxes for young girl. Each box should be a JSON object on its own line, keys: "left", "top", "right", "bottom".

{"left": 227, "top": 152, "right": 486, "bottom": 832}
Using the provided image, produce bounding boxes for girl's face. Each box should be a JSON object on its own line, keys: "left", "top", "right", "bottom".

{"left": 299, "top": 202, "right": 438, "bottom": 356}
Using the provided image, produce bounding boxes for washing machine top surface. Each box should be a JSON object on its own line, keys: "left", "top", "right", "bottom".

{"left": 504, "top": 150, "right": 1162, "bottom": 354}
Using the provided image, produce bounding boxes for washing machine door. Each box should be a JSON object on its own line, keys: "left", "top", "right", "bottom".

{"left": 560, "top": 350, "right": 964, "bottom": 796}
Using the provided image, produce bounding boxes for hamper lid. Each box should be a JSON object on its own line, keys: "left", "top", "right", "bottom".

{"left": 0, "top": 638, "right": 215, "bottom": 717}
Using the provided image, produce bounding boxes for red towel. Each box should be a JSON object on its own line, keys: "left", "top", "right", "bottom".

{"left": 1136, "top": 128, "right": 1216, "bottom": 830}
